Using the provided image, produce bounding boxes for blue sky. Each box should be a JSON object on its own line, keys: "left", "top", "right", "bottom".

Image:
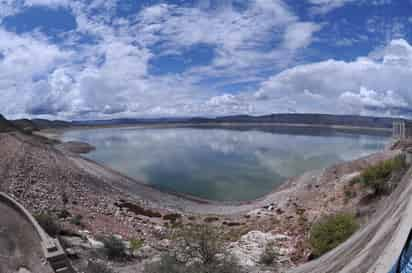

{"left": 1, "top": 0, "right": 412, "bottom": 119}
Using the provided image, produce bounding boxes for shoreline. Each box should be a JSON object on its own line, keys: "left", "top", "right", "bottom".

{"left": 36, "top": 123, "right": 396, "bottom": 212}
{"left": 58, "top": 132, "right": 398, "bottom": 214}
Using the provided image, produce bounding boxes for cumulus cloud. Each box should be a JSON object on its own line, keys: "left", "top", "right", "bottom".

{"left": 255, "top": 39, "right": 412, "bottom": 116}
{"left": 0, "top": 0, "right": 325, "bottom": 119}
{"left": 0, "top": 0, "right": 410, "bottom": 120}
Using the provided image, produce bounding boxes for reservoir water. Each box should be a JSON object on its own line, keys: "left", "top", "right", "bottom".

{"left": 62, "top": 126, "right": 389, "bottom": 201}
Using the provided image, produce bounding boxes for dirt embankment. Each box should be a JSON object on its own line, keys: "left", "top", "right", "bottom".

{"left": 0, "top": 131, "right": 405, "bottom": 269}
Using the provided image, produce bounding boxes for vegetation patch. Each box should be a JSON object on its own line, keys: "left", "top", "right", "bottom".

{"left": 260, "top": 241, "right": 279, "bottom": 266}
{"left": 129, "top": 238, "right": 144, "bottom": 252}
{"left": 146, "top": 224, "right": 244, "bottom": 273}
{"left": 34, "top": 213, "right": 61, "bottom": 237}
{"left": 101, "top": 235, "right": 127, "bottom": 261}
{"left": 309, "top": 213, "right": 359, "bottom": 258}
{"left": 70, "top": 214, "right": 85, "bottom": 227}
{"left": 356, "top": 155, "right": 407, "bottom": 196}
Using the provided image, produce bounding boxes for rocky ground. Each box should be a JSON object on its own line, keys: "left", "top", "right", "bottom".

{"left": 0, "top": 131, "right": 405, "bottom": 272}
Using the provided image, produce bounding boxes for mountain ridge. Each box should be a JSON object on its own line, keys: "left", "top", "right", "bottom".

{"left": 0, "top": 113, "right": 406, "bottom": 132}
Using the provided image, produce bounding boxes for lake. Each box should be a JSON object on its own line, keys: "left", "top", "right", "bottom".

{"left": 62, "top": 126, "right": 390, "bottom": 201}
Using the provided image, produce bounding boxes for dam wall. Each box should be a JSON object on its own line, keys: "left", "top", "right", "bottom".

{"left": 0, "top": 192, "right": 74, "bottom": 273}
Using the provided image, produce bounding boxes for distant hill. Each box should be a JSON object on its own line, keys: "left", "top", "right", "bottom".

{"left": 72, "top": 117, "right": 189, "bottom": 126}
{"left": 187, "top": 114, "right": 398, "bottom": 129}
{"left": 0, "top": 114, "right": 17, "bottom": 132}
{"left": 12, "top": 119, "right": 39, "bottom": 133}
{"left": 30, "top": 119, "right": 72, "bottom": 130}
{"left": 72, "top": 114, "right": 399, "bottom": 129}
{"left": 0, "top": 113, "right": 404, "bottom": 132}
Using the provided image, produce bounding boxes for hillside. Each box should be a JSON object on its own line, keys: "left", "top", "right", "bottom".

{"left": 0, "top": 114, "right": 16, "bottom": 132}
{"left": 1, "top": 113, "right": 403, "bottom": 131}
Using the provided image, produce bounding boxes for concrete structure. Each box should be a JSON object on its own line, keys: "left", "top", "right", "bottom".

{"left": 0, "top": 192, "right": 74, "bottom": 273}
{"left": 393, "top": 120, "right": 412, "bottom": 140}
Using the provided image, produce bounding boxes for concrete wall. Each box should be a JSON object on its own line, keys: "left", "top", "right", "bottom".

{"left": 0, "top": 192, "right": 74, "bottom": 273}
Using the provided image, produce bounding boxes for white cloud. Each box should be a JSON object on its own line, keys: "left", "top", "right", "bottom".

{"left": 283, "top": 22, "right": 321, "bottom": 50}
{"left": 134, "top": 1, "right": 320, "bottom": 83}
{"left": 307, "top": 0, "right": 356, "bottom": 14}
{"left": 0, "top": 0, "right": 325, "bottom": 119}
{"left": 255, "top": 39, "right": 412, "bottom": 116}
{"left": 24, "top": 0, "right": 70, "bottom": 8}
{"left": 3, "top": 0, "right": 409, "bottom": 120}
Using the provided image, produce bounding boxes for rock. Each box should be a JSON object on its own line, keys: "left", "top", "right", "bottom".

{"left": 65, "top": 248, "right": 80, "bottom": 259}
{"left": 61, "top": 236, "right": 90, "bottom": 249}
{"left": 158, "top": 239, "right": 170, "bottom": 249}
{"left": 17, "top": 268, "right": 31, "bottom": 273}
{"left": 87, "top": 236, "right": 104, "bottom": 249}
{"left": 229, "top": 231, "right": 291, "bottom": 268}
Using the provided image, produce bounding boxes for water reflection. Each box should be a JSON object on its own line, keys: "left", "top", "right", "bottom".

{"left": 63, "top": 127, "right": 389, "bottom": 201}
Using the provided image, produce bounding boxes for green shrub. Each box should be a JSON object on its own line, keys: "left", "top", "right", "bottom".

{"left": 259, "top": 241, "right": 279, "bottom": 265}
{"left": 145, "top": 253, "right": 244, "bottom": 273}
{"left": 129, "top": 238, "right": 144, "bottom": 252}
{"left": 57, "top": 209, "right": 71, "bottom": 219}
{"left": 309, "top": 213, "right": 359, "bottom": 258}
{"left": 70, "top": 214, "right": 84, "bottom": 227}
{"left": 101, "top": 236, "right": 127, "bottom": 260}
{"left": 146, "top": 224, "right": 244, "bottom": 273}
{"left": 35, "top": 213, "right": 61, "bottom": 237}
{"left": 358, "top": 155, "right": 407, "bottom": 195}
{"left": 177, "top": 224, "right": 222, "bottom": 264}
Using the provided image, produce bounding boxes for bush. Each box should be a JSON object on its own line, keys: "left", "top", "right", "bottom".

{"left": 129, "top": 238, "right": 144, "bottom": 252}
{"left": 146, "top": 224, "right": 244, "bottom": 273}
{"left": 359, "top": 155, "right": 407, "bottom": 195}
{"left": 101, "top": 236, "right": 127, "bottom": 260}
{"left": 145, "top": 254, "right": 244, "bottom": 273}
{"left": 177, "top": 224, "right": 222, "bottom": 264}
{"left": 85, "top": 261, "right": 116, "bottom": 273}
{"left": 260, "top": 241, "right": 279, "bottom": 265}
{"left": 34, "top": 213, "right": 61, "bottom": 237}
{"left": 309, "top": 213, "right": 359, "bottom": 258}
{"left": 70, "top": 214, "right": 84, "bottom": 227}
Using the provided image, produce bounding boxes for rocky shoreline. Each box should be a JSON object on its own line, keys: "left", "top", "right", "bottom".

{"left": 0, "top": 130, "right": 404, "bottom": 272}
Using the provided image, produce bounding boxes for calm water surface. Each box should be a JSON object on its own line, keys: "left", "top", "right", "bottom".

{"left": 62, "top": 127, "right": 389, "bottom": 201}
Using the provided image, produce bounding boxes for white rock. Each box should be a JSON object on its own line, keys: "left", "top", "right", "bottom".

{"left": 228, "top": 231, "right": 290, "bottom": 267}
{"left": 87, "top": 236, "right": 104, "bottom": 249}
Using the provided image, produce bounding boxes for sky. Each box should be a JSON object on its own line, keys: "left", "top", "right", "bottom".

{"left": 1, "top": 0, "right": 412, "bottom": 120}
